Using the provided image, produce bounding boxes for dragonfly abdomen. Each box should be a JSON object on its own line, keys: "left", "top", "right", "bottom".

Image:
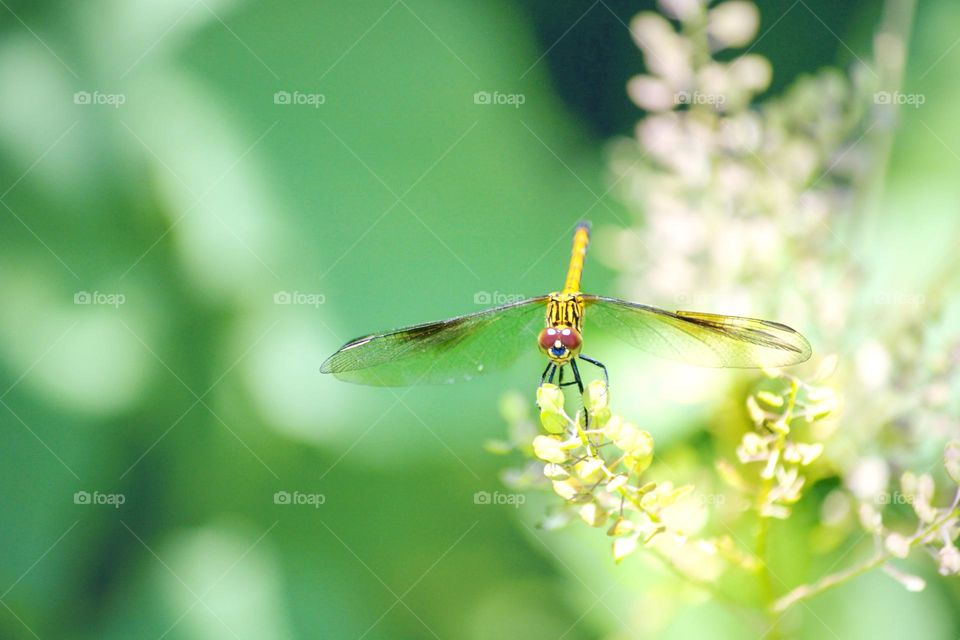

{"left": 562, "top": 222, "right": 591, "bottom": 294}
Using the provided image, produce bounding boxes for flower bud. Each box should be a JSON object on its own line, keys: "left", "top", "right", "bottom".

{"left": 583, "top": 380, "right": 609, "bottom": 412}
{"left": 625, "top": 451, "right": 653, "bottom": 476}
{"left": 658, "top": 0, "right": 703, "bottom": 22}
{"left": 885, "top": 533, "right": 911, "bottom": 559}
{"left": 533, "top": 435, "right": 568, "bottom": 464}
{"left": 938, "top": 543, "right": 960, "bottom": 576}
{"left": 707, "top": 1, "right": 759, "bottom": 50}
{"left": 607, "top": 517, "right": 636, "bottom": 536}
{"left": 883, "top": 564, "right": 925, "bottom": 592}
{"left": 552, "top": 479, "right": 580, "bottom": 501}
{"left": 537, "top": 384, "right": 567, "bottom": 434}
{"left": 628, "top": 75, "right": 675, "bottom": 112}
{"left": 579, "top": 502, "right": 608, "bottom": 527}
{"left": 583, "top": 380, "right": 612, "bottom": 424}
{"left": 543, "top": 463, "right": 569, "bottom": 480}
{"left": 575, "top": 458, "right": 606, "bottom": 483}
{"left": 729, "top": 54, "right": 772, "bottom": 92}
{"left": 606, "top": 474, "right": 629, "bottom": 492}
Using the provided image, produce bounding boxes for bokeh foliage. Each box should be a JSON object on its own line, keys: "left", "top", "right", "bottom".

{"left": 0, "top": 1, "right": 958, "bottom": 639}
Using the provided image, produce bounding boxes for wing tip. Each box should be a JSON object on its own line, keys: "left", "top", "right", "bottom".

{"left": 319, "top": 355, "right": 336, "bottom": 374}
{"left": 794, "top": 333, "right": 814, "bottom": 364}
{"left": 767, "top": 320, "right": 812, "bottom": 365}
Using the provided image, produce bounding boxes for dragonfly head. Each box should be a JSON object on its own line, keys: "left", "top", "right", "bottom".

{"left": 538, "top": 326, "right": 582, "bottom": 364}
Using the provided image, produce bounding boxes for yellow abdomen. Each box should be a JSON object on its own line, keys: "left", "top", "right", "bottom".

{"left": 562, "top": 222, "right": 590, "bottom": 294}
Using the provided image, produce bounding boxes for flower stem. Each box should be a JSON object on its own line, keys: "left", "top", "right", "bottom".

{"left": 753, "top": 378, "right": 799, "bottom": 637}
{"left": 770, "top": 493, "right": 960, "bottom": 614}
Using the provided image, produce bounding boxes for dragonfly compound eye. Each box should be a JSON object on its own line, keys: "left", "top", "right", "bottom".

{"left": 538, "top": 328, "right": 559, "bottom": 354}
{"left": 558, "top": 328, "right": 582, "bottom": 353}
{"left": 537, "top": 327, "right": 582, "bottom": 361}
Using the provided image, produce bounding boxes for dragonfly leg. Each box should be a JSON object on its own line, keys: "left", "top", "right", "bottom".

{"left": 579, "top": 355, "right": 609, "bottom": 389}
{"left": 556, "top": 364, "right": 580, "bottom": 388}
{"left": 547, "top": 364, "right": 558, "bottom": 384}
{"left": 569, "top": 359, "right": 586, "bottom": 395}
{"left": 541, "top": 362, "right": 554, "bottom": 385}
{"left": 569, "top": 358, "right": 589, "bottom": 428}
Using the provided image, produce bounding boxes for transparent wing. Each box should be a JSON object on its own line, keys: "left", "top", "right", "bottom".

{"left": 583, "top": 296, "right": 811, "bottom": 368}
{"left": 320, "top": 297, "right": 549, "bottom": 386}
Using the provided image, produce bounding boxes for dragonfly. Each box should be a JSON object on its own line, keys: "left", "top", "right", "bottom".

{"left": 321, "top": 222, "right": 811, "bottom": 393}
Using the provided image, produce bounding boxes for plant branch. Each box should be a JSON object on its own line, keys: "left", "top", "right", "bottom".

{"left": 771, "top": 491, "right": 960, "bottom": 614}
{"left": 754, "top": 378, "right": 799, "bottom": 601}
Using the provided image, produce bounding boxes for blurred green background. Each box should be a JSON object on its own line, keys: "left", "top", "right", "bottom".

{"left": 1, "top": 1, "right": 958, "bottom": 638}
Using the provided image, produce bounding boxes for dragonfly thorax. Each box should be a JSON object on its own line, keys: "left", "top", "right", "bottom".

{"left": 539, "top": 292, "right": 585, "bottom": 364}
{"left": 546, "top": 292, "right": 584, "bottom": 331}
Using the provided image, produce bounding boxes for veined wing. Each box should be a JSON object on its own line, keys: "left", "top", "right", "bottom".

{"left": 320, "top": 297, "right": 549, "bottom": 386}
{"left": 583, "top": 296, "right": 811, "bottom": 368}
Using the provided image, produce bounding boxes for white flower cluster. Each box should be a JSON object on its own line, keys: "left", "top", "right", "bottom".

{"left": 599, "top": 0, "right": 960, "bottom": 608}
{"left": 606, "top": 0, "right": 874, "bottom": 329}
{"left": 856, "top": 447, "right": 960, "bottom": 585}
